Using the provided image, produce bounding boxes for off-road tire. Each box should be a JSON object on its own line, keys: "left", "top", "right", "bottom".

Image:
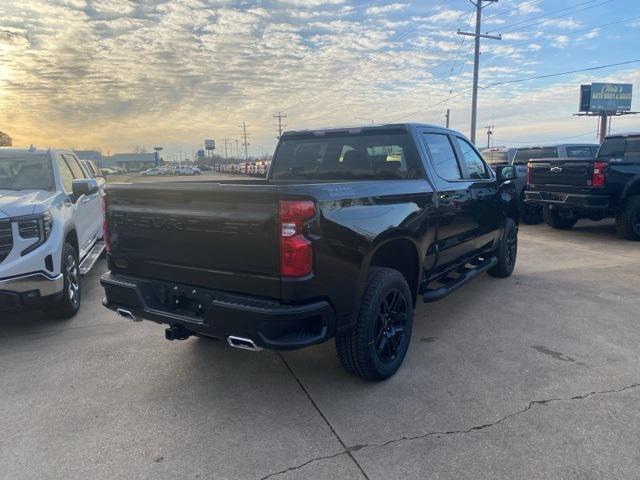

{"left": 615, "top": 195, "right": 640, "bottom": 241}
{"left": 488, "top": 218, "right": 518, "bottom": 278}
{"left": 543, "top": 207, "right": 578, "bottom": 230}
{"left": 335, "top": 267, "right": 413, "bottom": 381}
{"left": 45, "top": 243, "right": 81, "bottom": 319}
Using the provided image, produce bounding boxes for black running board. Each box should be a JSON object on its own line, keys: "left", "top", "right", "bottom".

{"left": 422, "top": 256, "right": 498, "bottom": 303}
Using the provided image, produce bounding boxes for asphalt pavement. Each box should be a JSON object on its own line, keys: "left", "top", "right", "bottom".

{"left": 1, "top": 218, "right": 639, "bottom": 480}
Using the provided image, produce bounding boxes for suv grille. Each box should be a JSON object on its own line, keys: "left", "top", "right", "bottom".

{"left": 0, "top": 220, "right": 13, "bottom": 263}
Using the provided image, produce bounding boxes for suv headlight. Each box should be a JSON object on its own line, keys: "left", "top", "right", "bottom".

{"left": 17, "top": 211, "right": 53, "bottom": 255}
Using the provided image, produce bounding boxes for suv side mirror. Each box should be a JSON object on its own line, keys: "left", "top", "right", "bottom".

{"left": 71, "top": 178, "right": 99, "bottom": 201}
{"left": 496, "top": 165, "right": 516, "bottom": 182}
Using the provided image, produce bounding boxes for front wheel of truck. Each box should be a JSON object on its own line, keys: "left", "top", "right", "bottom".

{"left": 335, "top": 267, "right": 413, "bottom": 381}
{"left": 44, "top": 243, "right": 81, "bottom": 319}
{"left": 488, "top": 218, "right": 518, "bottom": 278}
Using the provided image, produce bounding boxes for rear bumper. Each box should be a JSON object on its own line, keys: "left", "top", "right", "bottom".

{"left": 100, "top": 272, "right": 336, "bottom": 350}
{"left": 525, "top": 191, "right": 610, "bottom": 211}
{"left": 0, "top": 272, "right": 64, "bottom": 312}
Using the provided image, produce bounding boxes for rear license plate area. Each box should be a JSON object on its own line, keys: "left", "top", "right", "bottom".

{"left": 545, "top": 192, "right": 567, "bottom": 202}
{"left": 163, "top": 284, "right": 211, "bottom": 320}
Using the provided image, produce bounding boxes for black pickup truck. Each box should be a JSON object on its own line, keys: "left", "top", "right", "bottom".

{"left": 525, "top": 133, "right": 640, "bottom": 240}
{"left": 101, "top": 124, "right": 520, "bottom": 380}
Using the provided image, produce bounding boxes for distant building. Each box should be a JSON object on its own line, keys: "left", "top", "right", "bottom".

{"left": 101, "top": 152, "right": 157, "bottom": 171}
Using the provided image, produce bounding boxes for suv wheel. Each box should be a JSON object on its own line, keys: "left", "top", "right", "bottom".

{"left": 615, "top": 195, "right": 640, "bottom": 241}
{"left": 488, "top": 217, "right": 518, "bottom": 278}
{"left": 543, "top": 207, "right": 578, "bottom": 230}
{"left": 45, "top": 243, "right": 81, "bottom": 319}
{"left": 335, "top": 267, "right": 413, "bottom": 381}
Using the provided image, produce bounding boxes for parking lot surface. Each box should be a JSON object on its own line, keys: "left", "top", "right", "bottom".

{"left": 2, "top": 219, "right": 639, "bottom": 480}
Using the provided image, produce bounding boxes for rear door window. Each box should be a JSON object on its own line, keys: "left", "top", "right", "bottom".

{"left": 421, "top": 133, "right": 461, "bottom": 181}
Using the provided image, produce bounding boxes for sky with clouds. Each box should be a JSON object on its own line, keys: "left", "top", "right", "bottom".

{"left": 1, "top": 0, "right": 639, "bottom": 158}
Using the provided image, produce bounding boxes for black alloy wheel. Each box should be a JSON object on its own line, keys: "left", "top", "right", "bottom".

{"left": 375, "top": 288, "right": 409, "bottom": 365}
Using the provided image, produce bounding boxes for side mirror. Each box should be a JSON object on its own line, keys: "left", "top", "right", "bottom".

{"left": 496, "top": 165, "right": 516, "bottom": 182}
{"left": 71, "top": 178, "right": 99, "bottom": 201}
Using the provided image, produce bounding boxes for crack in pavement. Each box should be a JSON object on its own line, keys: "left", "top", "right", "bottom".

{"left": 274, "top": 353, "right": 371, "bottom": 480}
{"left": 257, "top": 381, "right": 640, "bottom": 479}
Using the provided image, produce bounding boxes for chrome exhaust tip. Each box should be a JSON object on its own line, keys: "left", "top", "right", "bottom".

{"left": 116, "top": 308, "right": 141, "bottom": 322}
{"left": 227, "top": 336, "right": 262, "bottom": 351}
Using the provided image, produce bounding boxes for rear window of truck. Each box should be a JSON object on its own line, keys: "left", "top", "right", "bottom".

{"left": 481, "top": 149, "right": 509, "bottom": 165}
{"left": 598, "top": 137, "right": 640, "bottom": 159}
{"left": 270, "top": 130, "right": 421, "bottom": 180}
{"left": 566, "top": 146, "right": 595, "bottom": 158}
{"left": 513, "top": 147, "right": 559, "bottom": 164}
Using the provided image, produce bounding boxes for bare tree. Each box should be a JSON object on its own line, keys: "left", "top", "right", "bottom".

{"left": 0, "top": 131, "right": 12, "bottom": 147}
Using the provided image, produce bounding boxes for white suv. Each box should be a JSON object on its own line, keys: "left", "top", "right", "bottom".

{"left": 0, "top": 147, "right": 104, "bottom": 318}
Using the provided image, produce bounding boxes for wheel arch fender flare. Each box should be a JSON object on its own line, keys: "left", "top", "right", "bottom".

{"left": 353, "top": 233, "right": 423, "bottom": 317}
{"left": 620, "top": 176, "right": 640, "bottom": 204}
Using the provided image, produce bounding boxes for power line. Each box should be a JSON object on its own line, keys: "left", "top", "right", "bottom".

{"left": 390, "top": 59, "right": 640, "bottom": 122}
{"left": 500, "top": 14, "right": 640, "bottom": 46}
{"left": 483, "top": 0, "right": 545, "bottom": 22}
{"left": 500, "top": 0, "right": 616, "bottom": 34}
{"left": 310, "top": 3, "right": 475, "bottom": 101}
{"left": 480, "top": 59, "right": 640, "bottom": 89}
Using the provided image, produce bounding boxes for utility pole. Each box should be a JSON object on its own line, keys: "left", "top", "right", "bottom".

{"left": 484, "top": 125, "right": 494, "bottom": 148}
{"left": 445, "top": 109, "right": 450, "bottom": 128}
{"left": 239, "top": 122, "right": 250, "bottom": 161}
{"left": 457, "top": 0, "right": 501, "bottom": 145}
{"left": 273, "top": 112, "right": 287, "bottom": 139}
{"left": 235, "top": 139, "right": 239, "bottom": 159}
{"left": 223, "top": 138, "right": 229, "bottom": 160}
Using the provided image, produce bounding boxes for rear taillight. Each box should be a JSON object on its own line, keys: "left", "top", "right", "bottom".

{"left": 592, "top": 161, "right": 608, "bottom": 187}
{"left": 279, "top": 200, "right": 315, "bottom": 277}
{"left": 102, "top": 194, "right": 111, "bottom": 252}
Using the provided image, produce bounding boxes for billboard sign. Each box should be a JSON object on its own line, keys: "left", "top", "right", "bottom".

{"left": 197, "top": 149, "right": 205, "bottom": 159}
{"left": 204, "top": 139, "right": 215, "bottom": 150}
{"left": 587, "top": 83, "right": 633, "bottom": 112}
{"left": 579, "top": 85, "right": 591, "bottom": 112}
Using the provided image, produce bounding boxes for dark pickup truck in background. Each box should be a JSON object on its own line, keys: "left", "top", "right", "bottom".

{"left": 526, "top": 133, "right": 640, "bottom": 240}
{"left": 101, "top": 124, "right": 520, "bottom": 380}
{"left": 481, "top": 144, "right": 598, "bottom": 225}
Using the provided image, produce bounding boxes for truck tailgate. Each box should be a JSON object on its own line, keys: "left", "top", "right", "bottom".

{"left": 106, "top": 182, "right": 281, "bottom": 298}
{"left": 529, "top": 158, "right": 594, "bottom": 187}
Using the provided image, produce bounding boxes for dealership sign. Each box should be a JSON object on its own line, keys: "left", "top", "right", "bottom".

{"left": 204, "top": 139, "right": 215, "bottom": 150}
{"left": 580, "top": 83, "right": 633, "bottom": 112}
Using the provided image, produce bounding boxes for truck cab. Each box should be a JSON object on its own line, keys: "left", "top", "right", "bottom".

{"left": 0, "top": 147, "right": 105, "bottom": 317}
